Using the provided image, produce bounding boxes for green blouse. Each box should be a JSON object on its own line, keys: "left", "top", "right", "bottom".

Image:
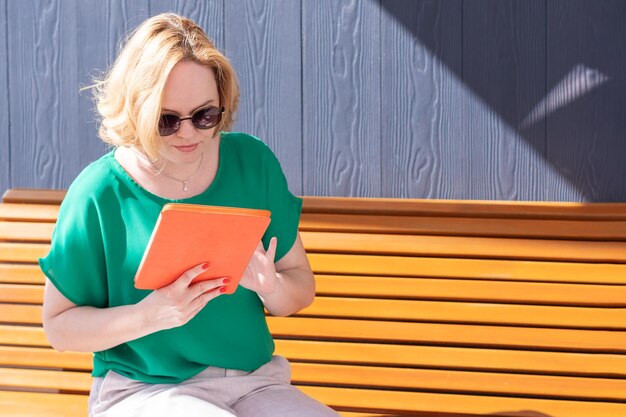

{"left": 39, "top": 132, "right": 303, "bottom": 383}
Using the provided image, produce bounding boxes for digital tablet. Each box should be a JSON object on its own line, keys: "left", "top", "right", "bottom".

{"left": 134, "top": 203, "right": 271, "bottom": 294}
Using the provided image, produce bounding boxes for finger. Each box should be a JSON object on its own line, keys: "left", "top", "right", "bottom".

{"left": 189, "top": 286, "right": 223, "bottom": 312}
{"left": 266, "top": 237, "right": 278, "bottom": 262}
{"left": 191, "top": 277, "right": 230, "bottom": 299}
{"left": 176, "top": 262, "right": 210, "bottom": 289}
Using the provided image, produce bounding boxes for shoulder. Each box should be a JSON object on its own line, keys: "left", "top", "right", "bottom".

{"left": 221, "top": 132, "right": 286, "bottom": 178}
{"left": 61, "top": 151, "right": 118, "bottom": 213}
{"left": 221, "top": 131, "right": 275, "bottom": 159}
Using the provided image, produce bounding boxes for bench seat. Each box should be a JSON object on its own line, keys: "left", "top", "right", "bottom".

{"left": 1, "top": 188, "right": 626, "bottom": 416}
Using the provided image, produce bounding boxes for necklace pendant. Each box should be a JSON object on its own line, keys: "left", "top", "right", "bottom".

{"left": 183, "top": 181, "right": 189, "bottom": 191}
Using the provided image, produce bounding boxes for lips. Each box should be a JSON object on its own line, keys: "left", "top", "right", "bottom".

{"left": 174, "top": 144, "right": 199, "bottom": 152}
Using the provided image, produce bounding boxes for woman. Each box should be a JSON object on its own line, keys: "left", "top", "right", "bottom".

{"left": 40, "top": 13, "right": 338, "bottom": 417}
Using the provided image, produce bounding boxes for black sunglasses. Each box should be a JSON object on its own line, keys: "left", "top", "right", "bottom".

{"left": 158, "top": 106, "right": 225, "bottom": 136}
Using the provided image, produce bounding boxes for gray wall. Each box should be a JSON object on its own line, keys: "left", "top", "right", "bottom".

{"left": 1, "top": 0, "right": 625, "bottom": 201}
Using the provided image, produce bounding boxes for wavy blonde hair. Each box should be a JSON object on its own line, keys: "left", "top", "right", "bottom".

{"left": 90, "top": 13, "right": 239, "bottom": 159}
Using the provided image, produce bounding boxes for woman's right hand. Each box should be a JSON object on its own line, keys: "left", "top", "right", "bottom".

{"left": 139, "top": 262, "right": 229, "bottom": 332}
{"left": 42, "top": 263, "right": 229, "bottom": 353}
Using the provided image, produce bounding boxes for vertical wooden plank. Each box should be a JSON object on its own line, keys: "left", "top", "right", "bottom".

{"left": 7, "top": 0, "right": 81, "bottom": 190}
{"left": 77, "top": 0, "right": 149, "bottom": 167}
{"left": 303, "top": 0, "right": 381, "bottom": 197}
{"left": 0, "top": 0, "right": 9, "bottom": 196}
{"left": 547, "top": 0, "right": 626, "bottom": 202}
{"left": 463, "top": 0, "right": 547, "bottom": 200}
{"left": 149, "top": 0, "right": 223, "bottom": 50}
{"left": 380, "top": 0, "right": 463, "bottom": 199}
{"left": 225, "top": 0, "right": 302, "bottom": 195}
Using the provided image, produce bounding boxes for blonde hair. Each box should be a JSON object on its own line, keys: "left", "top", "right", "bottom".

{"left": 89, "top": 13, "right": 239, "bottom": 159}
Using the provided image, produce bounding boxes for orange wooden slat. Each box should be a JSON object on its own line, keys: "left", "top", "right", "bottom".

{"left": 0, "top": 305, "right": 42, "bottom": 324}
{"left": 308, "top": 253, "right": 626, "bottom": 284}
{"left": 268, "top": 317, "right": 626, "bottom": 352}
{"left": 301, "top": 196, "right": 626, "bottom": 219}
{"left": 5, "top": 189, "right": 626, "bottom": 219}
{"left": 304, "top": 196, "right": 626, "bottom": 218}
{"left": 1, "top": 189, "right": 66, "bottom": 205}
{"left": 0, "top": 346, "right": 92, "bottom": 370}
{"left": 0, "top": 325, "right": 48, "bottom": 347}
{"left": 300, "top": 385, "right": 626, "bottom": 417}
{"left": 0, "top": 387, "right": 373, "bottom": 417}
{"left": 0, "top": 370, "right": 626, "bottom": 417}
{"left": 2, "top": 201, "right": 626, "bottom": 240}
{"left": 0, "top": 284, "right": 43, "bottom": 303}
{"left": 315, "top": 274, "right": 626, "bottom": 306}
{"left": 275, "top": 340, "right": 626, "bottom": 377}
{"left": 7, "top": 294, "right": 625, "bottom": 331}
{"left": 0, "top": 391, "right": 87, "bottom": 417}
{"left": 0, "top": 264, "right": 43, "bottom": 284}
{"left": 3, "top": 363, "right": 626, "bottom": 403}
{"left": 0, "top": 368, "right": 91, "bottom": 392}
{"left": 7, "top": 279, "right": 626, "bottom": 328}
{"left": 0, "top": 393, "right": 382, "bottom": 417}
{"left": 300, "top": 213, "right": 626, "bottom": 240}
{"left": 5, "top": 247, "right": 626, "bottom": 284}
{"left": 300, "top": 297, "right": 626, "bottom": 329}
{"left": 0, "top": 243, "right": 49, "bottom": 262}
{"left": 0, "top": 203, "right": 59, "bottom": 222}
{"left": 290, "top": 362, "right": 626, "bottom": 401}
{"left": 3, "top": 334, "right": 625, "bottom": 378}
{"left": 0, "top": 222, "right": 55, "bottom": 242}
{"left": 6, "top": 315, "right": 626, "bottom": 355}
{"left": 12, "top": 219, "right": 625, "bottom": 261}
{"left": 3, "top": 338, "right": 626, "bottom": 381}
{"left": 301, "top": 231, "right": 626, "bottom": 263}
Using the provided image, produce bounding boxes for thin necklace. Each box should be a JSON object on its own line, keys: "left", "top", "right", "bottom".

{"left": 134, "top": 148, "right": 205, "bottom": 192}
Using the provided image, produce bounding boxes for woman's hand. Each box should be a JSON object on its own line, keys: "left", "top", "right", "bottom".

{"left": 239, "top": 237, "right": 278, "bottom": 295}
{"left": 41, "top": 263, "right": 229, "bottom": 353}
{"left": 138, "top": 262, "right": 229, "bottom": 332}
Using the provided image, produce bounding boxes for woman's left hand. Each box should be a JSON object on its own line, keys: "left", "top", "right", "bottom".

{"left": 239, "top": 237, "right": 278, "bottom": 295}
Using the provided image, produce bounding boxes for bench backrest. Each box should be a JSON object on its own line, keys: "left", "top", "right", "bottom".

{"left": 2, "top": 188, "right": 626, "bottom": 417}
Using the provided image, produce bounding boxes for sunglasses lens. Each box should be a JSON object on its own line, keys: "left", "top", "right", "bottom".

{"left": 192, "top": 107, "right": 223, "bottom": 130}
{"left": 158, "top": 114, "right": 180, "bottom": 136}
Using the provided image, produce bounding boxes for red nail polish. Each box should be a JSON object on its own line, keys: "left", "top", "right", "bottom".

{"left": 223, "top": 278, "right": 231, "bottom": 284}
{"left": 220, "top": 287, "right": 228, "bottom": 293}
{"left": 202, "top": 263, "right": 210, "bottom": 270}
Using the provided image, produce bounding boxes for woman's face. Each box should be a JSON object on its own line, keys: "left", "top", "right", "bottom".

{"left": 158, "top": 60, "right": 220, "bottom": 167}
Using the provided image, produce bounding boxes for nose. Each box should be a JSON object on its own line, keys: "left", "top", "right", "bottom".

{"left": 176, "top": 117, "right": 196, "bottom": 138}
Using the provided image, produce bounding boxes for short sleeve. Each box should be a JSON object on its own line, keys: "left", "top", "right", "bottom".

{"left": 38, "top": 190, "right": 108, "bottom": 307}
{"left": 262, "top": 149, "right": 303, "bottom": 262}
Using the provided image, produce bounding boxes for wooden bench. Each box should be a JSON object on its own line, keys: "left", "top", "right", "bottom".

{"left": 2, "top": 187, "right": 626, "bottom": 417}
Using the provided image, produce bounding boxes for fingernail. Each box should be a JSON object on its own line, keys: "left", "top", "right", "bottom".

{"left": 220, "top": 287, "right": 228, "bottom": 293}
{"left": 202, "top": 263, "right": 210, "bottom": 270}
{"left": 223, "top": 278, "right": 231, "bottom": 284}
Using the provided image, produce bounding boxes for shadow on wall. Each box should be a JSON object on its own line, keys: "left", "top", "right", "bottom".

{"left": 380, "top": 0, "right": 626, "bottom": 201}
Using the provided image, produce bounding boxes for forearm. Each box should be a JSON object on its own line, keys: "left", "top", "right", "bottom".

{"left": 43, "top": 264, "right": 227, "bottom": 353}
{"left": 44, "top": 303, "right": 156, "bottom": 352}
{"left": 258, "top": 267, "right": 315, "bottom": 317}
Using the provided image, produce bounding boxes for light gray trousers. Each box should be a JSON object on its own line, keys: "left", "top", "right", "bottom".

{"left": 88, "top": 355, "right": 339, "bottom": 417}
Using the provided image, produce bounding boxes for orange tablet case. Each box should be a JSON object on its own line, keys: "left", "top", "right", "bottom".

{"left": 134, "top": 203, "right": 271, "bottom": 294}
